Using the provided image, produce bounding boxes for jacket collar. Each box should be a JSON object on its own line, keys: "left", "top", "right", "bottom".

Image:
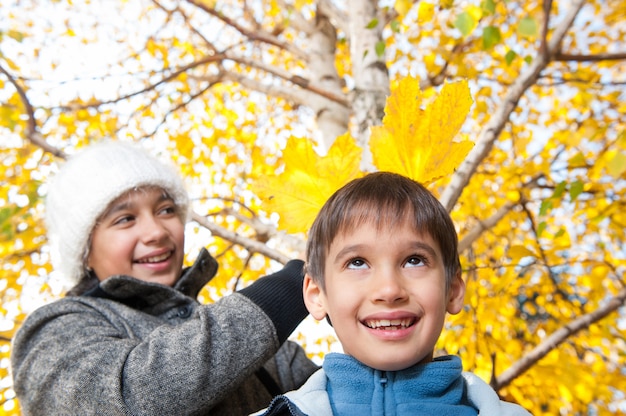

{"left": 323, "top": 353, "right": 476, "bottom": 416}
{"left": 172, "top": 248, "right": 219, "bottom": 296}
{"left": 85, "top": 248, "right": 218, "bottom": 310}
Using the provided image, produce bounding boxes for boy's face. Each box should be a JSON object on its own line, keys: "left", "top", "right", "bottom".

{"left": 87, "top": 187, "right": 185, "bottom": 287}
{"left": 304, "top": 218, "right": 465, "bottom": 371}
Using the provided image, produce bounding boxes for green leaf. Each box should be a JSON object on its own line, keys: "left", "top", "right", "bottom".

{"left": 0, "top": 206, "right": 18, "bottom": 240}
{"left": 537, "top": 221, "right": 547, "bottom": 237}
{"left": 553, "top": 181, "right": 567, "bottom": 198}
{"left": 505, "top": 50, "right": 517, "bottom": 65}
{"left": 375, "top": 41, "right": 386, "bottom": 58}
{"left": 518, "top": 17, "right": 538, "bottom": 38}
{"left": 455, "top": 12, "right": 476, "bottom": 37}
{"left": 481, "top": 0, "right": 496, "bottom": 15}
{"left": 390, "top": 20, "right": 401, "bottom": 33}
{"left": 482, "top": 26, "right": 501, "bottom": 49}
{"left": 366, "top": 18, "right": 379, "bottom": 29}
{"left": 539, "top": 199, "right": 553, "bottom": 216}
{"left": 569, "top": 180, "right": 584, "bottom": 201}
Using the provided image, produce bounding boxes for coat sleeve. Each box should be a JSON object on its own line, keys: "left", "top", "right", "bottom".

{"left": 271, "top": 340, "right": 320, "bottom": 392}
{"left": 11, "top": 294, "right": 280, "bottom": 415}
{"left": 462, "top": 372, "right": 533, "bottom": 416}
{"left": 11, "top": 261, "right": 311, "bottom": 416}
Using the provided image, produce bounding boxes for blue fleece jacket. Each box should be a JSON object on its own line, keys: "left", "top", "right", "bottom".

{"left": 253, "top": 353, "right": 534, "bottom": 416}
{"left": 325, "top": 353, "right": 476, "bottom": 416}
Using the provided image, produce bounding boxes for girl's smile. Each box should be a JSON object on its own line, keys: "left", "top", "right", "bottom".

{"left": 87, "top": 186, "right": 185, "bottom": 287}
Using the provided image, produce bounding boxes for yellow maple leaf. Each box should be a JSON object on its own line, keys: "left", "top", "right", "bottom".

{"left": 370, "top": 77, "right": 474, "bottom": 184}
{"left": 418, "top": 2, "right": 436, "bottom": 23}
{"left": 394, "top": 0, "right": 413, "bottom": 15}
{"left": 252, "top": 133, "right": 362, "bottom": 234}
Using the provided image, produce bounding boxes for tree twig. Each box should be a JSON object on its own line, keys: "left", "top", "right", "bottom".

{"left": 494, "top": 285, "right": 626, "bottom": 390}
{"left": 439, "top": 0, "right": 586, "bottom": 211}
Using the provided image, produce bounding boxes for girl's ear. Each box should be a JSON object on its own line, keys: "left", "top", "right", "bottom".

{"left": 446, "top": 270, "right": 466, "bottom": 315}
{"left": 303, "top": 274, "right": 328, "bottom": 320}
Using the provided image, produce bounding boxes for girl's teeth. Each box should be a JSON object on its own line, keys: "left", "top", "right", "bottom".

{"left": 137, "top": 252, "right": 170, "bottom": 263}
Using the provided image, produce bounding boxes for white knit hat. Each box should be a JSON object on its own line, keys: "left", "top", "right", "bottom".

{"left": 45, "top": 141, "right": 189, "bottom": 286}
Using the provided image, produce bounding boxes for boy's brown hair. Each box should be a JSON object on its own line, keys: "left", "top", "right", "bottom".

{"left": 305, "top": 172, "right": 461, "bottom": 290}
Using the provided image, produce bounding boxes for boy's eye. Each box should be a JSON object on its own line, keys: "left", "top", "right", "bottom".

{"left": 347, "top": 258, "right": 368, "bottom": 270}
{"left": 404, "top": 256, "right": 426, "bottom": 268}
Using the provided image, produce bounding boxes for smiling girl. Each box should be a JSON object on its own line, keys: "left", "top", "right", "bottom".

{"left": 11, "top": 141, "right": 318, "bottom": 415}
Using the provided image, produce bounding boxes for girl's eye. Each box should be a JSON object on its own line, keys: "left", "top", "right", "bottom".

{"left": 347, "top": 258, "right": 368, "bottom": 270}
{"left": 157, "top": 203, "right": 178, "bottom": 216}
{"left": 405, "top": 256, "right": 426, "bottom": 268}
{"left": 113, "top": 215, "right": 135, "bottom": 226}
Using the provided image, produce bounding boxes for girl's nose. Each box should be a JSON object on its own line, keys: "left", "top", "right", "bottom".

{"left": 140, "top": 215, "right": 168, "bottom": 243}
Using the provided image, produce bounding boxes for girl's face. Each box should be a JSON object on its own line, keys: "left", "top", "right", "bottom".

{"left": 304, "top": 218, "right": 465, "bottom": 371}
{"left": 87, "top": 187, "right": 185, "bottom": 287}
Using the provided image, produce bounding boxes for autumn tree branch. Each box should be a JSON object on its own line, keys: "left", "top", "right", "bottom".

{"left": 59, "top": 54, "right": 225, "bottom": 111}
{"left": 554, "top": 52, "right": 626, "bottom": 62}
{"left": 439, "top": 0, "right": 586, "bottom": 212}
{"left": 152, "top": 0, "right": 220, "bottom": 53}
{"left": 184, "top": 0, "right": 309, "bottom": 61}
{"left": 0, "top": 63, "right": 65, "bottom": 158}
{"left": 494, "top": 285, "right": 626, "bottom": 390}
{"left": 190, "top": 212, "right": 291, "bottom": 264}
{"left": 318, "top": 0, "right": 350, "bottom": 36}
{"left": 458, "top": 201, "right": 516, "bottom": 253}
{"left": 222, "top": 53, "right": 349, "bottom": 106}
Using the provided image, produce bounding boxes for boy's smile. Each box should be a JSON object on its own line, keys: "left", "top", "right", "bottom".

{"left": 87, "top": 187, "right": 185, "bottom": 287}
{"left": 304, "top": 218, "right": 465, "bottom": 371}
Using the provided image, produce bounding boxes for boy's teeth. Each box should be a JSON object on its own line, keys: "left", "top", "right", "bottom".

{"left": 137, "top": 252, "right": 170, "bottom": 263}
{"left": 366, "top": 318, "right": 413, "bottom": 329}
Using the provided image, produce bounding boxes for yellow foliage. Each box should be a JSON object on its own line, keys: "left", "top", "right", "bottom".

{"left": 507, "top": 245, "right": 536, "bottom": 263}
{"left": 252, "top": 76, "right": 474, "bottom": 234}
{"left": 394, "top": 0, "right": 413, "bottom": 16}
{"left": 2, "top": 1, "right": 626, "bottom": 415}
{"left": 370, "top": 78, "right": 474, "bottom": 184}
{"left": 418, "top": 2, "right": 436, "bottom": 23}
{"left": 252, "top": 133, "right": 362, "bottom": 234}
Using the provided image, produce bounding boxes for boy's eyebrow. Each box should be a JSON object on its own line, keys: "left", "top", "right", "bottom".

{"left": 332, "top": 241, "right": 439, "bottom": 263}
{"left": 333, "top": 244, "right": 365, "bottom": 262}
{"left": 408, "top": 241, "right": 439, "bottom": 259}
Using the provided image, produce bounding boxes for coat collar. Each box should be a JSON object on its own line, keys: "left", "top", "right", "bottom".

{"left": 323, "top": 353, "right": 476, "bottom": 416}
{"left": 85, "top": 248, "right": 218, "bottom": 311}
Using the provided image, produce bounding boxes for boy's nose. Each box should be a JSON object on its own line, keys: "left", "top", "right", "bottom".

{"left": 371, "top": 269, "right": 408, "bottom": 303}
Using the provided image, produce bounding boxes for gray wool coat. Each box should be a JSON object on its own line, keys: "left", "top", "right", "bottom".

{"left": 11, "top": 249, "right": 319, "bottom": 416}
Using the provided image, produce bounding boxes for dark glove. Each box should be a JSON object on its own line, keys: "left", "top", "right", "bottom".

{"left": 238, "top": 260, "right": 307, "bottom": 344}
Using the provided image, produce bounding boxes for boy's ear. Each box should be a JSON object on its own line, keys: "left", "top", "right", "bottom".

{"left": 303, "top": 274, "right": 328, "bottom": 321}
{"left": 446, "top": 270, "right": 466, "bottom": 315}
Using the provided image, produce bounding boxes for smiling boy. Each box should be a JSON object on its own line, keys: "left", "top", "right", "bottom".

{"left": 255, "top": 172, "right": 532, "bottom": 416}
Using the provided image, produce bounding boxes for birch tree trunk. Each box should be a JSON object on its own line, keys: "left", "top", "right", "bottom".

{"left": 346, "top": 0, "right": 390, "bottom": 167}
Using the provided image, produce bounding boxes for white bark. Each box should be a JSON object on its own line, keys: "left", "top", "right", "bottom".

{"left": 347, "top": 0, "right": 390, "bottom": 168}
{"left": 307, "top": 11, "right": 351, "bottom": 151}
